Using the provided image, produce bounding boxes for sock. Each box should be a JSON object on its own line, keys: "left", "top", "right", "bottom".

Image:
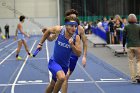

{"left": 28, "top": 52, "right": 30, "bottom": 55}
{"left": 16, "top": 54, "right": 18, "bottom": 57}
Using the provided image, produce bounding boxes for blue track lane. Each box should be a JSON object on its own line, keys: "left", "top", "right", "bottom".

{"left": 0, "top": 36, "right": 140, "bottom": 93}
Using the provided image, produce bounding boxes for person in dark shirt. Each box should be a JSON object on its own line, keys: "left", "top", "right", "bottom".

{"left": 108, "top": 17, "right": 115, "bottom": 44}
{"left": 123, "top": 14, "right": 140, "bottom": 83}
{"left": 4, "top": 24, "right": 10, "bottom": 38}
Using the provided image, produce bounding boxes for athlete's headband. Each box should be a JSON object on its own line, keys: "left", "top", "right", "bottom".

{"left": 65, "top": 21, "right": 78, "bottom": 26}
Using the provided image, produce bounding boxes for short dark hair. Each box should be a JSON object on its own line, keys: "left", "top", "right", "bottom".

{"left": 110, "top": 16, "right": 114, "bottom": 20}
{"left": 19, "top": 15, "right": 25, "bottom": 22}
{"left": 65, "top": 9, "right": 78, "bottom": 17}
{"left": 64, "top": 16, "right": 78, "bottom": 23}
{"left": 122, "top": 16, "right": 126, "bottom": 19}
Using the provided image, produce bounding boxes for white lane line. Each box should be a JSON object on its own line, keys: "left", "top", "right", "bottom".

{"left": 17, "top": 80, "right": 43, "bottom": 83}
{"left": 2, "top": 57, "right": 47, "bottom": 61}
{"left": 0, "top": 48, "right": 17, "bottom": 65}
{"left": 0, "top": 40, "right": 17, "bottom": 52}
{"left": 0, "top": 40, "right": 7, "bottom": 46}
{"left": 45, "top": 41, "right": 52, "bottom": 81}
{"left": 46, "top": 41, "right": 61, "bottom": 93}
{"left": 0, "top": 40, "right": 17, "bottom": 64}
{"left": 100, "top": 78, "right": 125, "bottom": 81}
{"left": 0, "top": 80, "right": 130, "bottom": 87}
{"left": 11, "top": 40, "right": 37, "bottom": 93}
{"left": 68, "top": 80, "right": 130, "bottom": 83}
{"left": 96, "top": 80, "right": 129, "bottom": 83}
{"left": 68, "top": 79, "right": 85, "bottom": 82}
{"left": 1, "top": 55, "right": 26, "bottom": 93}
{"left": 77, "top": 62, "right": 106, "bottom": 93}
{"left": 0, "top": 82, "right": 50, "bottom": 87}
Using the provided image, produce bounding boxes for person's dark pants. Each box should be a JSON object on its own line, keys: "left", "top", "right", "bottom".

{"left": 106, "top": 31, "right": 110, "bottom": 44}
{"left": 5, "top": 31, "right": 10, "bottom": 38}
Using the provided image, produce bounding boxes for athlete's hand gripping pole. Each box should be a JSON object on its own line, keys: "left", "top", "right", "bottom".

{"left": 33, "top": 43, "right": 43, "bottom": 57}
{"left": 33, "top": 48, "right": 41, "bottom": 57}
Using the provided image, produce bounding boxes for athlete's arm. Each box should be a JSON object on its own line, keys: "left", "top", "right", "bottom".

{"left": 15, "top": 28, "right": 18, "bottom": 36}
{"left": 78, "top": 25, "right": 87, "bottom": 57}
{"left": 39, "top": 26, "right": 61, "bottom": 46}
{"left": 42, "top": 27, "right": 57, "bottom": 41}
{"left": 69, "top": 35, "right": 82, "bottom": 57}
{"left": 47, "top": 34, "right": 57, "bottom": 41}
{"left": 78, "top": 25, "right": 87, "bottom": 67}
{"left": 18, "top": 23, "right": 29, "bottom": 37}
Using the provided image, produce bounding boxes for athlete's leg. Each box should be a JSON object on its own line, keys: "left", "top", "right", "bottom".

{"left": 62, "top": 69, "right": 73, "bottom": 93}
{"left": 53, "top": 70, "right": 65, "bottom": 93}
{"left": 22, "top": 40, "right": 32, "bottom": 56}
{"left": 16, "top": 40, "right": 22, "bottom": 58}
{"left": 48, "top": 59, "right": 67, "bottom": 93}
{"left": 111, "top": 32, "right": 114, "bottom": 44}
{"left": 45, "top": 79, "right": 56, "bottom": 93}
{"left": 8, "top": 31, "right": 10, "bottom": 38}
{"left": 5, "top": 31, "right": 7, "bottom": 38}
{"left": 62, "top": 56, "right": 78, "bottom": 93}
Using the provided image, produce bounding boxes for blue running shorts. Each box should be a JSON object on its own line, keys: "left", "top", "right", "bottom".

{"left": 48, "top": 58, "right": 68, "bottom": 81}
{"left": 69, "top": 56, "right": 78, "bottom": 72}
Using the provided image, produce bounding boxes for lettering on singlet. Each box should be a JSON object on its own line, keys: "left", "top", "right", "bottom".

{"left": 58, "top": 41, "right": 71, "bottom": 48}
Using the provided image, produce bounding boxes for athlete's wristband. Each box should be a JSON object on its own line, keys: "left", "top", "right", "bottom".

{"left": 39, "top": 43, "right": 43, "bottom": 46}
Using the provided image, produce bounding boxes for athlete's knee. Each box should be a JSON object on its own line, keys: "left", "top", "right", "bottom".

{"left": 57, "top": 75, "right": 65, "bottom": 82}
{"left": 16, "top": 47, "right": 20, "bottom": 51}
{"left": 57, "top": 71, "right": 66, "bottom": 81}
{"left": 58, "top": 76, "right": 65, "bottom": 82}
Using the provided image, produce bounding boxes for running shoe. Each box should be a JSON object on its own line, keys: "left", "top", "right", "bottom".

{"left": 16, "top": 56, "right": 22, "bottom": 60}
{"left": 29, "top": 53, "right": 33, "bottom": 57}
{"left": 131, "top": 77, "right": 138, "bottom": 84}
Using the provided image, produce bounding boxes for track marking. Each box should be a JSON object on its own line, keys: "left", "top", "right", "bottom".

{"left": 17, "top": 80, "right": 43, "bottom": 83}
{"left": 45, "top": 41, "right": 61, "bottom": 93}
{"left": 0, "top": 40, "right": 7, "bottom": 46}
{"left": 68, "top": 79, "right": 85, "bottom": 82}
{"left": 45, "top": 41, "right": 52, "bottom": 81}
{"left": 0, "top": 40, "right": 17, "bottom": 52}
{"left": 0, "top": 80, "right": 130, "bottom": 87}
{"left": 100, "top": 78, "right": 125, "bottom": 81}
{"left": 96, "top": 80, "right": 130, "bottom": 83}
{"left": 77, "top": 62, "right": 106, "bottom": 93}
{"left": 2, "top": 57, "right": 47, "bottom": 61}
{"left": 0, "top": 40, "right": 17, "bottom": 63}
{"left": 0, "top": 82, "right": 49, "bottom": 87}
{"left": 11, "top": 40, "right": 37, "bottom": 93}
{"left": 0, "top": 48, "right": 17, "bottom": 65}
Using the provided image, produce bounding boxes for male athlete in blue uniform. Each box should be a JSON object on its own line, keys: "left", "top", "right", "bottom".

{"left": 62, "top": 9, "right": 87, "bottom": 93}
{"left": 42, "top": 9, "right": 87, "bottom": 93}
{"left": 38, "top": 16, "right": 82, "bottom": 93}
